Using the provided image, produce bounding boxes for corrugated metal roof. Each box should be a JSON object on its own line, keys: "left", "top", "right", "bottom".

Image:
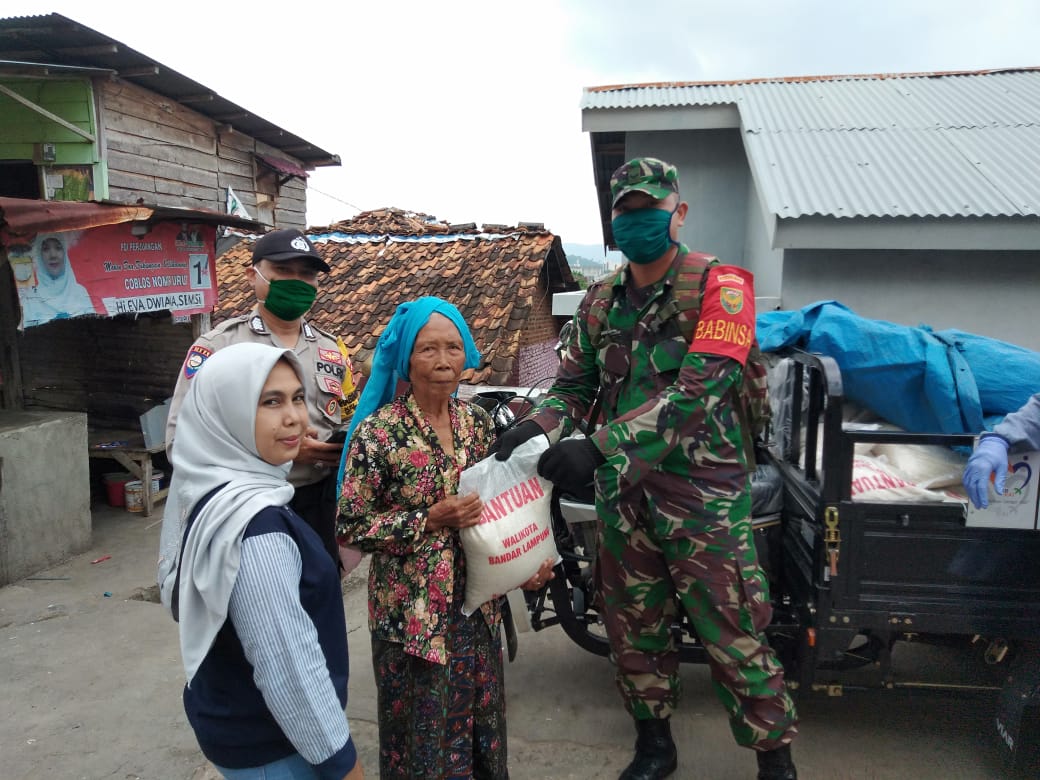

{"left": 584, "top": 83, "right": 743, "bottom": 108}
{"left": 582, "top": 69, "right": 1040, "bottom": 218}
{"left": 0, "top": 13, "right": 339, "bottom": 169}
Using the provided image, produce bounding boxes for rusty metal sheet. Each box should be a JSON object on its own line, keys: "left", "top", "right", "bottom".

{"left": 0, "top": 198, "right": 263, "bottom": 244}
{"left": 0, "top": 197, "right": 152, "bottom": 240}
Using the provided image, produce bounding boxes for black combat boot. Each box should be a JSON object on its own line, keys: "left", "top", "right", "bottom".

{"left": 756, "top": 744, "right": 797, "bottom": 780}
{"left": 618, "top": 717, "right": 678, "bottom": 780}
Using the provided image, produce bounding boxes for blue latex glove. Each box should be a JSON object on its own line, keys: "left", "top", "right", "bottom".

{"left": 537, "top": 437, "right": 605, "bottom": 502}
{"left": 963, "top": 435, "right": 1010, "bottom": 509}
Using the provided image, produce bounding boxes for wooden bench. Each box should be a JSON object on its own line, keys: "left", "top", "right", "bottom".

{"left": 88, "top": 431, "right": 169, "bottom": 517}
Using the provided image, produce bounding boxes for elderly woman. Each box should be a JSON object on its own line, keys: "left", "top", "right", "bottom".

{"left": 337, "top": 296, "right": 552, "bottom": 779}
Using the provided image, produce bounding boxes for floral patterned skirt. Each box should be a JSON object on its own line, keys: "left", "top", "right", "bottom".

{"left": 372, "top": 607, "right": 508, "bottom": 779}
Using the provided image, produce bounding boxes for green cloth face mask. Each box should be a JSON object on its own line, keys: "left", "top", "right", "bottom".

{"left": 254, "top": 267, "right": 317, "bottom": 320}
{"left": 611, "top": 206, "right": 677, "bottom": 265}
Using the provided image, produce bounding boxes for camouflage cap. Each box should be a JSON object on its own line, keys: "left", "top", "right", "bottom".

{"left": 609, "top": 157, "right": 680, "bottom": 208}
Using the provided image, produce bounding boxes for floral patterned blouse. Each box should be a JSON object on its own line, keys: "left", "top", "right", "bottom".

{"left": 337, "top": 392, "right": 498, "bottom": 665}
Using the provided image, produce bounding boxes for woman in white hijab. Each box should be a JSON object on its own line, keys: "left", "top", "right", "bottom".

{"left": 158, "top": 342, "right": 363, "bottom": 780}
{"left": 21, "top": 233, "right": 95, "bottom": 326}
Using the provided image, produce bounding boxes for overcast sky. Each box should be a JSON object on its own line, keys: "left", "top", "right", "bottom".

{"left": 6, "top": 1, "right": 1040, "bottom": 245}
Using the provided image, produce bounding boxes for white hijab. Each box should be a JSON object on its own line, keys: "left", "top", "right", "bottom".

{"left": 30, "top": 233, "right": 94, "bottom": 318}
{"left": 157, "top": 342, "right": 300, "bottom": 683}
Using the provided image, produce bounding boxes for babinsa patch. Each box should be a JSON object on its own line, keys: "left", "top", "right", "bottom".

{"left": 184, "top": 345, "right": 213, "bottom": 378}
{"left": 719, "top": 277, "right": 744, "bottom": 315}
{"left": 689, "top": 265, "right": 756, "bottom": 365}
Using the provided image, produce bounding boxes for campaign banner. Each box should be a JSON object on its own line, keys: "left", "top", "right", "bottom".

{"left": 12, "top": 221, "right": 216, "bottom": 328}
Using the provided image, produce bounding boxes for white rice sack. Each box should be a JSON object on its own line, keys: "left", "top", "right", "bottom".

{"left": 458, "top": 436, "right": 560, "bottom": 616}
{"left": 869, "top": 443, "right": 969, "bottom": 490}
{"left": 851, "top": 454, "right": 962, "bottom": 503}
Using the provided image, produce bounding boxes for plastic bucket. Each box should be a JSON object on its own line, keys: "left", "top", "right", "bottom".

{"left": 124, "top": 480, "right": 144, "bottom": 512}
{"left": 103, "top": 472, "right": 133, "bottom": 507}
{"left": 151, "top": 470, "right": 164, "bottom": 494}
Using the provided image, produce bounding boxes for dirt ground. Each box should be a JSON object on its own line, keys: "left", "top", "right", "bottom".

{"left": 0, "top": 502, "right": 1022, "bottom": 779}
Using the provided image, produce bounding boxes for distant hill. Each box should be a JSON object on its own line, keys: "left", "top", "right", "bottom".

{"left": 562, "top": 247, "right": 621, "bottom": 286}
{"left": 562, "top": 243, "right": 622, "bottom": 281}
{"left": 562, "top": 242, "right": 621, "bottom": 264}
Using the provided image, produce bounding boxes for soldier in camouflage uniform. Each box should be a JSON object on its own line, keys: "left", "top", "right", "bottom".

{"left": 494, "top": 158, "right": 798, "bottom": 780}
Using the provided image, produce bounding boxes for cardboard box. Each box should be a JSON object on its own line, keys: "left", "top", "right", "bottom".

{"left": 966, "top": 450, "right": 1040, "bottom": 530}
{"left": 139, "top": 399, "right": 171, "bottom": 450}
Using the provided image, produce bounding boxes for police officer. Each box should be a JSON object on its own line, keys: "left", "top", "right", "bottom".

{"left": 166, "top": 228, "right": 357, "bottom": 567}
{"left": 494, "top": 159, "right": 798, "bottom": 780}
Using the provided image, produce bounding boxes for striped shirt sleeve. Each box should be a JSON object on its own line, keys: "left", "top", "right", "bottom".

{"left": 229, "top": 531, "right": 357, "bottom": 777}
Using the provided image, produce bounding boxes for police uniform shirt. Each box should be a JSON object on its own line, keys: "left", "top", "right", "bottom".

{"left": 166, "top": 308, "right": 349, "bottom": 488}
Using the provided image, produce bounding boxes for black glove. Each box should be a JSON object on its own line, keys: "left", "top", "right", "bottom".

{"left": 490, "top": 420, "right": 545, "bottom": 461}
{"left": 537, "top": 438, "right": 605, "bottom": 501}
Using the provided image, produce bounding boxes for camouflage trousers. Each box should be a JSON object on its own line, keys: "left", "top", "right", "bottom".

{"left": 597, "top": 504, "right": 798, "bottom": 750}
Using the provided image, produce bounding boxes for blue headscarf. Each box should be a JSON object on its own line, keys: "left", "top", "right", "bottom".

{"left": 336, "top": 296, "right": 481, "bottom": 491}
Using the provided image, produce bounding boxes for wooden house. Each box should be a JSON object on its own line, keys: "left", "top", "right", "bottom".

{"left": 0, "top": 12, "right": 338, "bottom": 226}
{"left": 0, "top": 11, "right": 338, "bottom": 422}
{"left": 0, "top": 13, "right": 337, "bottom": 581}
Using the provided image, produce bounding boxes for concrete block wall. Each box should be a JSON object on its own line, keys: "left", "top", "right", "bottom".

{"left": 0, "top": 411, "right": 91, "bottom": 585}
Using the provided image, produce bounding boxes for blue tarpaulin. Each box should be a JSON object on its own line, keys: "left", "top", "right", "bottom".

{"left": 756, "top": 301, "right": 1040, "bottom": 434}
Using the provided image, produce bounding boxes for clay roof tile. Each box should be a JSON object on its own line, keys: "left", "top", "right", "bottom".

{"left": 213, "top": 209, "right": 578, "bottom": 385}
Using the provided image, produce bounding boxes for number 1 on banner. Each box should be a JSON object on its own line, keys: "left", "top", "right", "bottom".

{"left": 189, "top": 254, "right": 211, "bottom": 290}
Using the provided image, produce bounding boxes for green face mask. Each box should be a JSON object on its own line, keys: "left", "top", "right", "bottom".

{"left": 255, "top": 268, "right": 317, "bottom": 320}
{"left": 611, "top": 206, "right": 677, "bottom": 265}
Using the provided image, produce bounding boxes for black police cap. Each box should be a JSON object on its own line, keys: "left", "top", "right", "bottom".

{"left": 251, "top": 229, "right": 330, "bottom": 273}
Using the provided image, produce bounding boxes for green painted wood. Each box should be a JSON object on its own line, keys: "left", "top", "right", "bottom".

{"left": 0, "top": 78, "right": 97, "bottom": 163}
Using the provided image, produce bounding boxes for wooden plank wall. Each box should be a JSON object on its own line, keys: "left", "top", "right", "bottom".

{"left": 100, "top": 78, "right": 307, "bottom": 230}
{"left": 0, "top": 253, "right": 24, "bottom": 409}
{"left": 18, "top": 313, "right": 193, "bottom": 430}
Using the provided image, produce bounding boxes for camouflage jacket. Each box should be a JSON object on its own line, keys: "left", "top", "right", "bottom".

{"left": 530, "top": 249, "right": 763, "bottom": 522}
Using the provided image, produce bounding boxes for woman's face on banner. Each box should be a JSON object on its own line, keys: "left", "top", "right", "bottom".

{"left": 39, "top": 238, "right": 66, "bottom": 279}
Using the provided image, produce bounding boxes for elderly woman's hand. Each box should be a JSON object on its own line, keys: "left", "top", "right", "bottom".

{"left": 521, "top": 557, "right": 556, "bottom": 590}
{"left": 426, "top": 492, "right": 484, "bottom": 532}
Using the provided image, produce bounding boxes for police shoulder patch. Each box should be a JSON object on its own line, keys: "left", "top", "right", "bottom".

{"left": 184, "top": 345, "right": 213, "bottom": 378}
{"left": 317, "top": 347, "right": 343, "bottom": 365}
{"left": 319, "top": 376, "right": 343, "bottom": 396}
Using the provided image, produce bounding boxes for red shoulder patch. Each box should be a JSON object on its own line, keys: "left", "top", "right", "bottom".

{"left": 317, "top": 347, "right": 343, "bottom": 365}
{"left": 319, "top": 376, "right": 343, "bottom": 396}
{"left": 688, "top": 265, "right": 755, "bottom": 364}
